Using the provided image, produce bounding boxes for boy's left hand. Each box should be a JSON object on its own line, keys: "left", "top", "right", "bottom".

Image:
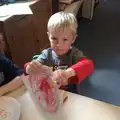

{"left": 52, "top": 69, "right": 69, "bottom": 86}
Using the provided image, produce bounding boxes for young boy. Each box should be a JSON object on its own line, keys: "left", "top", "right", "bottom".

{"left": 0, "top": 33, "right": 24, "bottom": 96}
{"left": 24, "top": 12, "right": 94, "bottom": 93}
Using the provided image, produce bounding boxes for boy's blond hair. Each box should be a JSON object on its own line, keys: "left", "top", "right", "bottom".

{"left": 47, "top": 12, "right": 78, "bottom": 34}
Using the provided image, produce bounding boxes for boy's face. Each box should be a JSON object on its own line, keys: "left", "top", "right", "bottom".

{"left": 48, "top": 27, "right": 76, "bottom": 56}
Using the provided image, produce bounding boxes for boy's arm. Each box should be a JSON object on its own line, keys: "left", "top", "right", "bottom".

{"left": 2, "top": 55, "right": 23, "bottom": 83}
{"left": 24, "top": 49, "right": 48, "bottom": 75}
{"left": 0, "top": 55, "right": 24, "bottom": 96}
{"left": 67, "top": 57, "right": 94, "bottom": 84}
{"left": 0, "top": 76, "right": 23, "bottom": 96}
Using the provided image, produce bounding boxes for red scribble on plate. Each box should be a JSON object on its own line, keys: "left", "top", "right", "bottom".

{"left": 28, "top": 66, "right": 59, "bottom": 112}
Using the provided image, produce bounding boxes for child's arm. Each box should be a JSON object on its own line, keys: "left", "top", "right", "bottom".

{"left": 0, "top": 76, "right": 23, "bottom": 96}
{"left": 24, "top": 60, "right": 42, "bottom": 75}
{"left": 66, "top": 47, "right": 94, "bottom": 84}
{"left": 53, "top": 58, "right": 94, "bottom": 86}
{"left": 24, "top": 49, "right": 48, "bottom": 75}
{"left": 68, "top": 57, "right": 94, "bottom": 84}
{"left": 52, "top": 48, "right": 94, "bottom": 85}
{"left": 0, "top": 55, "right": 24, "bottom": 96}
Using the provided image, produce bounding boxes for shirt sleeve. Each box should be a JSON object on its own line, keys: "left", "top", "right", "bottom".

{"left": 2, "top": 56, "right": 23, "bottom": 84}
{"left": 72, "top": 50, "right": 84, "bottom": 64}
{"left": 68, "top": 47, "right": 94, "bottom": 84}
{"left": 24, "top": 62, "right": 30, "bottom": 75}
{"left": 36, "top": 49, "right": 48, "bottom": 64}
{"left": 69, "top": 57, "right": 94, "bottom": 84}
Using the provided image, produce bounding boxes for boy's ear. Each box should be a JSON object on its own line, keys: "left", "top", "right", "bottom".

{"left": 47, "top": 32, "right": 49, "bottom": 37}
{"left": 72, "top": 34, "right": 77, "bottom": 44}
{"left": 47, "top": 32, "right": 49, "bottom": 35}
{"left": 47, "top": 32, "right": 50, "bottom": 39}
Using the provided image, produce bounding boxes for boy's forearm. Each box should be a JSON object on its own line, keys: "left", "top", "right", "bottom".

{"left": 0, "top": 76, "right": 24, "bottom": 95}
{"left": 70, "top": 58, "right": 94, "bottom": 83}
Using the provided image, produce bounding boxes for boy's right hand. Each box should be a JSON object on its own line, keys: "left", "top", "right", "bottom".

{"left": 26, "top": 60, "right": 42, "bottom": 74}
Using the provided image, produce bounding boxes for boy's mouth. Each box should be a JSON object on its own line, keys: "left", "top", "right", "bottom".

{"left": 56, "top": 49, "right": 63, "bottom": 54}
{"left": 56, "top": 48, "right": 63, "bottom": 52}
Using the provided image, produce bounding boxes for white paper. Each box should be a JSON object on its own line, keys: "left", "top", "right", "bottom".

{"left": 0, "top": 2, "right": 34, "bottom": 17}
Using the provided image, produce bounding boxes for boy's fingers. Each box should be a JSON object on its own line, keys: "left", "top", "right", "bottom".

{"left": 34, "top": 63, "right": 42, "bottom": 72}
{"left": 53, "top": 70, "right": 68, "bottom": 85}
{"left": 29, "top": 63, "right": 40, "bottom": 73}
{"left": 56, "top": 70, "right": 66, "bottom": 85}
{"left": 31, "top": 60, "right": 41, "bottom": 68}
{"left": 58, "top": 70, "right": 68, "bottom": 85}
{"left": 33, "top": 60, "right": 42, "bottom": 68}
{"left": 52, "top": 71, "right": 60, "bottom": 84}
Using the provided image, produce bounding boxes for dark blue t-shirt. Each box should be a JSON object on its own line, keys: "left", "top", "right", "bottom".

{"left": 0, "top": 54, "right": 23, "bottom": 86}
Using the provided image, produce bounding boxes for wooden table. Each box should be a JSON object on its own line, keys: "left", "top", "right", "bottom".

{"left": 6, "top": 86, "right": 120, "bottom": 120}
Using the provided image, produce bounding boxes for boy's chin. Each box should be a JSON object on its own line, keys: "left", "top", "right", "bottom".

{"left": 55, "top": 51, "right": 67, "bottom": 56}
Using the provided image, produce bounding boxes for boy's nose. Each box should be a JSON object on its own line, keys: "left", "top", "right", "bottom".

{"left": 56, "top": 43, "right": 60, "bottom": 47}
{"left": 56, "top": 40, "right": 62, "bottom": 46}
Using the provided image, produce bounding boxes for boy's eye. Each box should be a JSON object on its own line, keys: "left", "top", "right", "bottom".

{"left": 51, "top": 37, "right": 57, "bottom": 40}
{"left": 63, "top": 39, "right": 68, "bottom": 42}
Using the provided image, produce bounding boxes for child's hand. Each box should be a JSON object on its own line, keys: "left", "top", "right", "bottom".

{"left": 26, "top": 60, "right": 42, "bottom": 74}
{"left": 52, "top": 69, "right": 69, "bottom": 86}
{"left": 52, "top": 68, "right": 76, "bottom": 86}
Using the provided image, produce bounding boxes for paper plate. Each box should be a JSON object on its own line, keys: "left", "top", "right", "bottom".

{"left": 0, "top": 96, "right": 21, "bottom": 120}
